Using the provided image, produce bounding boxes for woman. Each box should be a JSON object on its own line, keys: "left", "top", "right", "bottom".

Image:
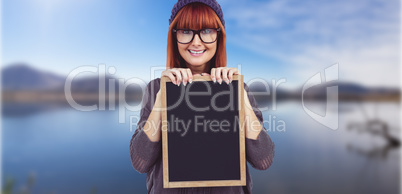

{"left": 130, "top": 0, "right": 274, "bottom": 193}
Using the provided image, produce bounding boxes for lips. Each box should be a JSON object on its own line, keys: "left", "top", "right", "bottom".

{"left": 189, "top": 50, "right": 206, "bottom": 54}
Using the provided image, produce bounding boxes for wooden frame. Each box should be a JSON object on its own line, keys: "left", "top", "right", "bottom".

{"left": 161, "top": 75, "right": 246, "bottom": 188}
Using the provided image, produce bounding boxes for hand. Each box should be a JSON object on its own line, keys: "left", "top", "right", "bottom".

{"left": 161, "top": 68, "right": 193, "bottom": 86}
{"left": 208, "top": 67, "right": 240, "bottom": 84}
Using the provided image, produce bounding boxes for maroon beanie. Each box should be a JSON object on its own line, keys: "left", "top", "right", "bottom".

{"left": 169, "top": 0, "right": 225, "bottom": 29}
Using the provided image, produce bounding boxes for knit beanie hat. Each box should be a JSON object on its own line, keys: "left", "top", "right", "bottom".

{"left": 169, "top": 0, "right": 225, "bottom": 29}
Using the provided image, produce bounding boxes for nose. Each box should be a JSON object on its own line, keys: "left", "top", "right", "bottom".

{"left": 191, "top": 34, "right": 202, "bottom": 46}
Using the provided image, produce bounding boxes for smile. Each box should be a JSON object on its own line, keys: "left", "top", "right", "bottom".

{"left": 188, "top": 50, "right": 206, "bottom": 54}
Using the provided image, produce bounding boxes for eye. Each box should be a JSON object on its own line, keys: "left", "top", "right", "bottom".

{"left": 182, "top": 30, "right": 191, "bottom": 34}
{"left": 201, "top": 29, "right": 211, "bottom": 34}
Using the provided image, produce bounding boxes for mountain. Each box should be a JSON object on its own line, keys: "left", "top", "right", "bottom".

{"left": 1, "top": 64, "right": 144, "bottom": 117}
{"left": 2, "top": 63, "right": 65, "bottom": 90}
{"left": 70, "top": 75, "right": 120, "bottom": 93}
{"left": 1, "top": 63, "right": 398, "bottom": 99}
{"left": 299, "top": 80, "right": 400, "bottom": 101}
{"left": 301, "top": 81, "right": 401, "bottom": 95}
{"left": 302, "top": 81, "right": 369, "bottom": 95}
{"left": 1, "top": 63, "right": 143, "bottom": 94}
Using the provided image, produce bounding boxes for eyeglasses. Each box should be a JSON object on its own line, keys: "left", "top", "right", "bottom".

{"left": 173, "top": 28, "right": 220, "bottom": 44}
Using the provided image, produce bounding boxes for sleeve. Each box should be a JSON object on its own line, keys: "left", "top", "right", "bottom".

{"left": 129, "top": 79, "right": 162, "bottom": 174}
{"left": 244, "top": 83, "right": 275, "bottom": 170}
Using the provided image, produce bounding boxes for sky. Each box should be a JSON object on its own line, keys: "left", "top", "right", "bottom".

{"left": 1, "top": 0, "right": 401, "bottom": 89}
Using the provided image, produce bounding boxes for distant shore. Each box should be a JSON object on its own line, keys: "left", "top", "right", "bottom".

{"left": 2, "top": 90, "right": 399, "bottom": 104}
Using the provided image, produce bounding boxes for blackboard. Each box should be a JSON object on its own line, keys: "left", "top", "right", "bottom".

{"left": 161, "top": 75, "right": 246, "bottom": 188}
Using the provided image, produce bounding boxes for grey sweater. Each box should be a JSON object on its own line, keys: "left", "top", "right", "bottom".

{"left": 130, "top": 78, "right": 275, "bottom": 194}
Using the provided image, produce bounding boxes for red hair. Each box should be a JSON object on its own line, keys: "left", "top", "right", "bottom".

{"left": 166, "top": 3, "right": 227, "bottom": 71}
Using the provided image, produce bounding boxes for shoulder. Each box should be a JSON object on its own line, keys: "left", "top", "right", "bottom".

{"left": 149, "top": 78, "right": 161, "bottom": 85}
{"left": 146, "top": 78, "right": 161, "bottom": 90}
{"left": 140, "top": 78, "right": 161, "bottom": 99}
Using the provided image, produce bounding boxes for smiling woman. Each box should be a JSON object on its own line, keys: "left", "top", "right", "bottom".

{"left": 166, "top": 2, "right": 226, "bottom": 72}
{"left": 129, "top": 0, "right": 275, "bottom": 193}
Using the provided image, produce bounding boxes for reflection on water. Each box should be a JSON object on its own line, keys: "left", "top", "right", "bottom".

{"left": 2, "top": 103, "right": 68, "bottom": 117}
{"left": 251, "top": 101, "right": 400, "bottom": 194}
{"left": 2, "top": 101, "right": 400, "bottom": 194}
{"left": 347, "top": 118, "right": 400, "bottom": 160}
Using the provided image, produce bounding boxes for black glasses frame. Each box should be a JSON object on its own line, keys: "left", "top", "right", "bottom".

{"left": 173, "top": 28, "right": 221, "bottom": 44}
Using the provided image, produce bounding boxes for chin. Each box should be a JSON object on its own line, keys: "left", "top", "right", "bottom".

{"left": 188, "top": 62, "right": 205, "bottom": 67}
{"left": 186, "top": 60, "right": 207, "bottom": 67}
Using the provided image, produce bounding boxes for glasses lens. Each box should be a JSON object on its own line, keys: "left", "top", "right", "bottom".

{"left": 200, "top": 29, "right": 218, "bottom": 43}
{"left": 176, "top": 30, "right": 194, "bottom": 43}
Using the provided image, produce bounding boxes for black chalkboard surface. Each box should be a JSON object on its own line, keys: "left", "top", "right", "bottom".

{"left": 161, "top": 75, "right": 246, "bottom": 188}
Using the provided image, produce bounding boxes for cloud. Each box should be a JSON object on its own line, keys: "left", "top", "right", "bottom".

{"left": 222, "top": 0, "right": 400, "bottom": 87}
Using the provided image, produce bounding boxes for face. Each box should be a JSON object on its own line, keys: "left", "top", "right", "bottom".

{"left": 177, "top": 32, "right": 217, "bottom": 69}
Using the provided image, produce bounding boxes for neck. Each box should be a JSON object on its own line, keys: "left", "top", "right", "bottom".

{"left": 186, "top": 62, "right": 211, "bottom": 75}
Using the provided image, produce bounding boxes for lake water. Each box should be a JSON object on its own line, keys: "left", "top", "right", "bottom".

{"left": 2, "top": 101, "right": 400, "bottom": 194}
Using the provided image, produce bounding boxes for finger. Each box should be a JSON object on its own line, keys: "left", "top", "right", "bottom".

{"left": 171, "top": 69, "right": 182, "bottom": 86}
{"left": 193, "top": 73, "right": 201, "bottom": 76}
{"left": 222, "top": 68, "right": 229, "bottom": 84}
{"left": 215, "top": 68, "right": 222, "bottom": 84}
{"left": 201, "top": 73, "right": 210, "bottom": 76}
{"left": 187, "top": 69, "right": 193, "bottom": 83}
{"left": 180, "top": 69, "right": 188, "bottom": 86}
{"left": 167, "top": 73, "right": 177, "bottom": 85}
{"left": 210, "top": 68, "right": 216, "bottom": 83}
{"left": 162, "top": 71, "right": 177, "bottom": 85}
{"left": 233, "top": 68, "right": 239, "bottom": 75}
{"left": 228, "top": 68, "right": 236, "bottom": 83}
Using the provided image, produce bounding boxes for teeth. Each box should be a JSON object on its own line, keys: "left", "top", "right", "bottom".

{"left": 189, "top": 50, "right": 205, "bottom": 54}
